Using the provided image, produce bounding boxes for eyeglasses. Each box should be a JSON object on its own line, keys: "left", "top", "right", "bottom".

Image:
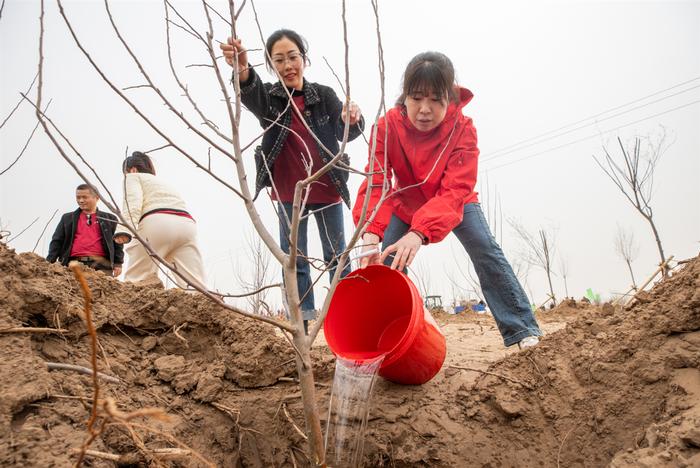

{"left": 87, "top": 214, "right": 92, "bottom": 226}
{"left": 271, "top": 52, "right": 303, "bottom": 67}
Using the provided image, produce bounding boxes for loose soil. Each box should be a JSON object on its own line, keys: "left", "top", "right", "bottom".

{"left": 1, "top": 242, "right": 698, "bottom": 467}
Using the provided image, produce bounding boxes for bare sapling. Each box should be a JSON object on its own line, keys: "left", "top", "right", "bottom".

{"left": 558, "top": 255, "right": 570, "bottom": 299}
{"left": 412, "top": 259, "right": 433, "bottom": 300}
{"left": 446, "top": 242, "right": 485, "bottom": 302}
{"left": 594, "top": 128, "right": 671, "bottom": 276}
{"left": 509, "top": 220, "right": 558, "bottom": 307}
{"left": 614, "top": 225, "right": 639, "bottom": 290}
{"left": 30, "top": 0, "right": 400, "bottom": 465}
{"left": 235, "top": 229, "right": 276, "bottom": 315}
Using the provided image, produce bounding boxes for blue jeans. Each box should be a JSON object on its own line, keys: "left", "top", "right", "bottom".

{"left": 382, "top": 203, "right": 542, "bottom": 346}
{"left": 278, "top": 202, "right": 351, "bottom": 320}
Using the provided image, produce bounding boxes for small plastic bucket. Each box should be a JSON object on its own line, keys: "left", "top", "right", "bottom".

{"left": 324, "top": 265, "right": 446, "bottom": 385}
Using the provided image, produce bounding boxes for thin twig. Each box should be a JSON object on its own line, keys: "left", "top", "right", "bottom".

{"left": 102, "top": 0, "right": 237, "bottom": 162}
{"left": 46, "top": 362, "right": 121, "bottom": 384}
{"left": 7, "top": 216, "right": 39, "bottom": 242}
{"left": 23, "top": 94, "right": 121, "bottom": 209}
{"left": 0, "top": 327, "right": 68, "bottom": 334}
{"left": 172, "top": 322, "right": 189, "bottom": 348}
{"left": 163, "top": 1, "right": 232, "bottom": 143}
{"left": 203, "top": 0, "right": 230, "bottom": 26}
{"left": 322, "top": 56, "right": 346, "bottom": 95}
{"left": 75, "top": 448, "right": 191, "bottom": 463}
{"left": 143, "top": 143, "right": 171, "bottom": 154}
{"left": 557, "top": 426, "right": 576, "bottom": 467}
{"left": 50, "top": 394, "right": 99, "bottom": 403}
{"left": 0, "top": 105, "right": 46, "bottom": 176}
{"left": 165, "top": 17, "right": 200, "bottom": 40}
{"left": 234, "top": 0, "right": 246, "bottom": 19}
{"left": 217, "top": 282, "right": 282, "bottom": 298}
{"left": 526, "top": 355, "right": 549, "bottom": 386}
{"left": 280, "top": 329, "right": 308, "bottom": 369}
{"left": 448, "top": 365, "right": 532, "bottom": 389}
{"left": 31, "top": 89, "right": 292, "bottom": 331}
{"left": 32, "top": 208, "right": 59, "bottom": 253}
{"left": 0, "top": 73, "right": 38, "bottom": 130}
{"left": 69, "top": 262, "right": 101, "bottom": 467}
{"left": 211, "top": 402, "right": 241, "bottom": 424}
{"left": 53, "top": 1, "right": 245, "bottom": 200}
{"left": 116, "top": 420, "right": 216, "bottom": 468}
{"left": 309, "top": 0, "right": 388, "bottom": 344}
{"left": 282, "top": 403, "right": 308, "bottom": 440}
{"left": 97, "top": 339, "right": 112, "bottom": 372}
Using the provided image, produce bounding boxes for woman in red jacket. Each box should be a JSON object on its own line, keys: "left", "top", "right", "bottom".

{"left": 353, "top": 51, "right": 541, "bottom": 348}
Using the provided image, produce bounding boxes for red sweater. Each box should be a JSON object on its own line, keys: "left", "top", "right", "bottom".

{"left": 70, "top": 211, "right": 107, "bottom": 257}
{"left": 272, "top": 93, "right": 340, "bottom": 204}
{"left": 352, "top": 87, "right": 479, "bottom": 244}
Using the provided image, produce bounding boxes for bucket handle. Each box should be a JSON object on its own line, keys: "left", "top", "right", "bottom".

{"left": 350, "top": 247, "right": 381, "bottom": 271}
{"left": 352, "top": 247, "right": 380, "bottom": 261}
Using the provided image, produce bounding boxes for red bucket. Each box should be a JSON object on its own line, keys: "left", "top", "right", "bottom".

{"left": 324, "top": 265, "right": 446, "bottom": 385}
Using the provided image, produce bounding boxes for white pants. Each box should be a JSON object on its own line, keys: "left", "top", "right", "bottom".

{"left": 124, "top": 213, "right": 206, "bottom": 289}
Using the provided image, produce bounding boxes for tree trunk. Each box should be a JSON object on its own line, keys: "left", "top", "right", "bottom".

{"left": 625, "top": 259, "right": 637, "bottom": 289}
{"left": 545, "top": 267, "right": 557, "bottom": 306}
{"left": 645, "top": 214, "right": 668, "bottom": 277}
{"left": 293, "top": 333, "right": 325, "bottom": 465}
{"left": 283, "top": 263, "right": 325, "bottom": 465}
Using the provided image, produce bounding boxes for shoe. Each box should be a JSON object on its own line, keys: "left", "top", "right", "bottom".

{"left": 518, "top": 336, "right": 539, "bottom": 349}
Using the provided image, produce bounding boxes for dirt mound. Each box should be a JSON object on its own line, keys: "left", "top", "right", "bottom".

{"left": 360, "top": 257, "right": 699, "bottom": 467}
{"left": 535, "top": 297, "right": 603, "bottom": 323}
{"left": 1, "top": 242, "right": 698, "bottom": 467}
{"left": 0, "top": 243, "right": 333, "bottom": 466}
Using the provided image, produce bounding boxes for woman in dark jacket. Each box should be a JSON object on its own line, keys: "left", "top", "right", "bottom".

{"left": 221, "top": 29, "right": 364, "bottom": 332}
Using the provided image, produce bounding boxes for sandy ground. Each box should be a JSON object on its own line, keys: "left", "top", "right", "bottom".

{"left": 1, "top": 242, "right": 698, "bottom": 467}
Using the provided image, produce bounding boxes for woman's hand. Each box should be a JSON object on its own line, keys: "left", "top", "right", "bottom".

{"left": 381, "top": 231, "right": 422, "bottom": 270}
{"left": 358, "top": 232, "right": 381, "bottom": 269}
{"left": 219, "top": 37, "right": 250, "bottom": 83}
{"left": 341, "top": 101, "right": 362, "bottom": 126}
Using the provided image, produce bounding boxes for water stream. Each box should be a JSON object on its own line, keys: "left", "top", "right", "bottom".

{"left": 324, "top": 355, "right": 385, "bottom": 467}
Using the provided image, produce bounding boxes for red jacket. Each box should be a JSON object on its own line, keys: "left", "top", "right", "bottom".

{"left": 353, "top": 87, "right": 479, "bottom": 244}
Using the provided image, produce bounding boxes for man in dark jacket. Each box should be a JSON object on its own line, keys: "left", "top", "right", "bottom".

{"left": 47, "top": 184, "right": 124, "bottom": 276}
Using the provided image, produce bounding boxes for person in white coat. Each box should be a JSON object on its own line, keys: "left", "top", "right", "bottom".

{"left": 116, "top": 151, "right": 206, "bottom": 289}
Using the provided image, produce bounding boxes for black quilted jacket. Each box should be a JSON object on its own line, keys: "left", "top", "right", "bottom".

{"left": 239, "top": 68, "right": 365, "bottom": 207}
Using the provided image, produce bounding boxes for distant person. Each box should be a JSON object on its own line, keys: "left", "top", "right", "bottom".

{"left": 47, "top": 184, "right": 124, "bottom": 276}
{"left": 117, "top": 152, "right": 206, "bottom": 289}
{"left": 220, "top": 29, "right": 364, "bottom": 333}
{"left": 353, "top": 51, "right": 542, "bottom": 349}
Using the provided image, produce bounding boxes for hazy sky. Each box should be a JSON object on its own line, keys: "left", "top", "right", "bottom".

{"left": 1, "top": 0, "right": 698, "bottom": 310}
